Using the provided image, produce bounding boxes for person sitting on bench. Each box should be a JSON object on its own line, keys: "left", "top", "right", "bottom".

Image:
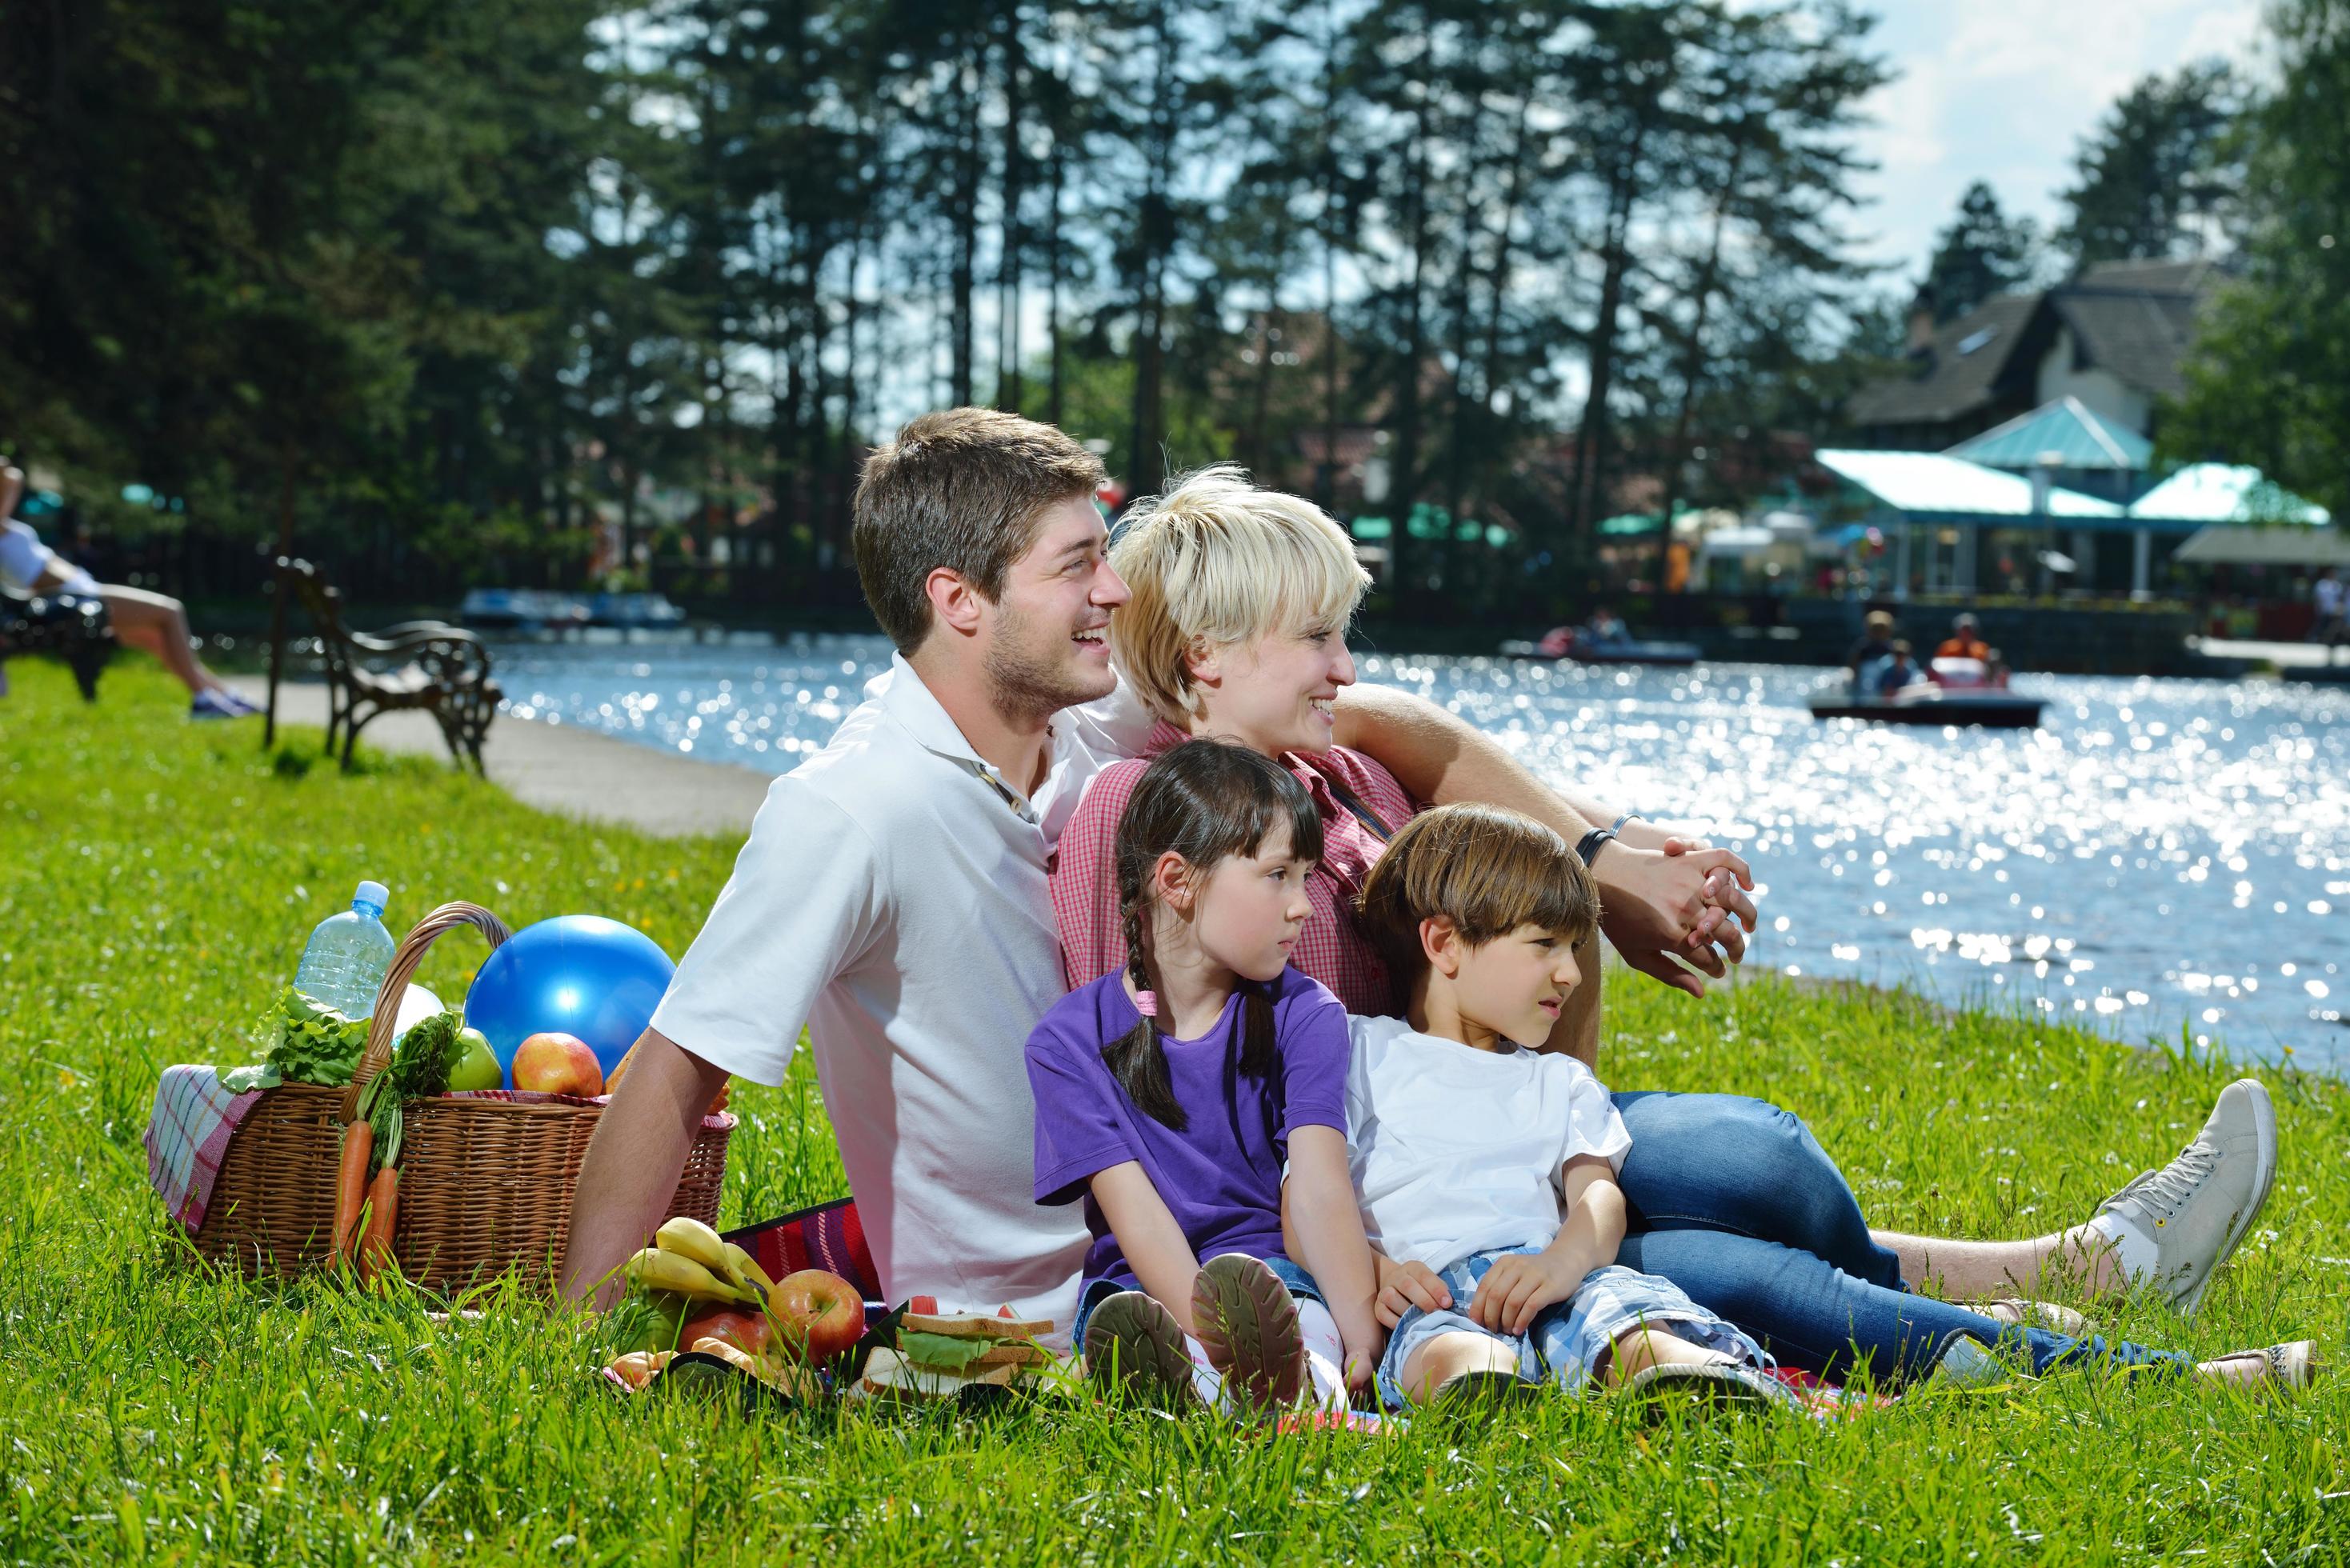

{"left": 0, "top": 461, "right": 258, "bottom": 718}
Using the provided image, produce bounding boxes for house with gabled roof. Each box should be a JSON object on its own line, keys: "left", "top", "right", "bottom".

{"left": 1844, "top": 258, "right": 2220, "bottom": 452}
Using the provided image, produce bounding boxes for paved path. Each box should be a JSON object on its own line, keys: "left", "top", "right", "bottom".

{"left": 227, "top": 677, "right": 771, "bottom": 839}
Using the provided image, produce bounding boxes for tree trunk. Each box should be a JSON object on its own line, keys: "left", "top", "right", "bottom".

{"left": 1127, "top": 0, "right": 1175, "bottom": 495}
{"left": 949, "top": 46, "right": 980, "bottom": 407}
{"left": 1570, "top": 140, "right": 1644, "bottom": 557}
{"left": 1651, "top": 134, "right": 1749, "bottom": 595}
{"left": 998, "top": 2, "right": 1026, "bottom": 411}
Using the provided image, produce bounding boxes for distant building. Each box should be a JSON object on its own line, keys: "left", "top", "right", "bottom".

{"left": 1844, "top": 259, "right": 2220, "bottom": 451}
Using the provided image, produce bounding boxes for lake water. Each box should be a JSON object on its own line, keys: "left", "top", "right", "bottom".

{"left": 491, "top": 632, "right": 2350, "bottom": 1070}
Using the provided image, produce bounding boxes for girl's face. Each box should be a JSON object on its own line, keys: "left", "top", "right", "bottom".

{"left": 1449, "top": 923, "right": 1584, "bottom": 1050}
{"left": 1165, "top": 819, "right": 1316, "bottom": 983}
{"left": 1187, "top": 622, "right": 1356, "bottom": 758}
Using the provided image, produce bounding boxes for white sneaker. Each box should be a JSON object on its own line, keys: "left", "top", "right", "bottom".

{"left": 2097, "top": 1078, "right": 2278, "bottom": 1318}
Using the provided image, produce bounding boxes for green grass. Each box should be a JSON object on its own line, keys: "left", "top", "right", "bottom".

{"left": 2, "top": 658, "right": 2347, "bottom": 1564}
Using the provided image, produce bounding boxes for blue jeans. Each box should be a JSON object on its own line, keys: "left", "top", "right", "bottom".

{"left": 1609, "top": 1091, "right": 2191, "bottom": 1383}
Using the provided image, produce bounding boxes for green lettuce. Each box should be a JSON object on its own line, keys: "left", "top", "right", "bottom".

{"left": 222, "top": 987, "right": 372, "bottom": 1092}
{"left": 895, "top": 1330, "right": 998, "bottom": 1373}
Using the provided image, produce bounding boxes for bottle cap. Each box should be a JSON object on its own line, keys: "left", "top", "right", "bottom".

{"left": 354, "top": 879, "right": 390, "bottom": 914}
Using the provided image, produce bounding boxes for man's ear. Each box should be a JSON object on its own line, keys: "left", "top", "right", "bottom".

{"left": 1151, "top": 850, "right": 1197, "bottom": 912}
{"left": 925, "top": 567, "right": 986, "bottom": 638}
{"left": 1419, "top": 916, "right": 1461, "bottom": 977}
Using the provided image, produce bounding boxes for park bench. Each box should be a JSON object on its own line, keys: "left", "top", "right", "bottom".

{"left": 264, "top": 558, "right": 501, "bottom": 772}
{"left": 0, "top": 582, "right": 114, "bottom": 701}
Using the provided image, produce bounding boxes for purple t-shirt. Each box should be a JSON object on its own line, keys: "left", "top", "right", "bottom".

{"left": 1025, "top": 966, "right": 1350, "bottom": 1292}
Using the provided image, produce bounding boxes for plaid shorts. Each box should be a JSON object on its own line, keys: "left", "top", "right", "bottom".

{"left": 1377, "top": 1250, "right": 1770, "bottom": 1407}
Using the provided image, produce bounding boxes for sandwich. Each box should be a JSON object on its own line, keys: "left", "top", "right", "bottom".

{"left": 860, "top": 1306, "right": 1056, "bottom": 1403}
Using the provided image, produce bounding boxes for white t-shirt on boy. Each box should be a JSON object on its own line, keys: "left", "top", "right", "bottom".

{"left": 1343, "top": 1013, "right": 1632, "bottom": 1274}
{"left": 649, "top": 654, "right": 1151, "bottom": 1342}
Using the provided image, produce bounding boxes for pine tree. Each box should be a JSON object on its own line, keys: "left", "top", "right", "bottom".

{"left": 2057, "top": 60, "right": 2247, "bottom": 268}
{"left": 2164, "top": 0, "right": 2350, "bottom": 519}
{"left": 1921, "top": 180, "right": 2040, "bottom": 322}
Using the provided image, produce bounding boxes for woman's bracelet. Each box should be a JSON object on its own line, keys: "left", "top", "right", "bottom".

{"left": 1607, "top": 811, "right": 1641, "bottom": 836}
{"left": 1575, "top": 826, "right": 1618, "bottom": 866}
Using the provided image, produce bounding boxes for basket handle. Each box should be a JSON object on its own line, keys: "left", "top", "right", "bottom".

{"left": 342, "top": 901, "right": 510, "bottom": 1122}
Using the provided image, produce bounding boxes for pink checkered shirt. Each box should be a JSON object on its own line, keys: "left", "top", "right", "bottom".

{"left": 1049, "top": 720, "right": 1423, "bottom": 1016}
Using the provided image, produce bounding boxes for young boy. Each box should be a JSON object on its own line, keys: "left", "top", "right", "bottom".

{"left": 1347, "top": 803, "right": 1791, "bottom": 1409}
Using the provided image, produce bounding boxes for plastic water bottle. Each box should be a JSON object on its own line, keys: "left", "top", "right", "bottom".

{"left": 293, "top": 880, "right": 397, "bottom": 1019}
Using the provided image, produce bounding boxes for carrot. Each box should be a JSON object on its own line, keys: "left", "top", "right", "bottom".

{"left": 354, "top": 1166, "right": 401, "bottom": 1286}
{"left": 330, "top": 1121, "right": 374, "bottom": 1264}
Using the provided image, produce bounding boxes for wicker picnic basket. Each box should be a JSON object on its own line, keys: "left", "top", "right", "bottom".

{"left": 187, "top": 900, "right": 731, "bottom": 1293}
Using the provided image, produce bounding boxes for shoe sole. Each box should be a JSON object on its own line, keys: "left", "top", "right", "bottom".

{"left": 1624, "top": 1362, "right": 1798, "bottom": 1412}
{"left": 1434, "top": 1368, "right": 1543, "bottom": 1410}
{"left": 2175, "top": 1080, "right": 2278, "bottom": 1320}
{"left": 1192, "top": 1254, "right": 1307, "bottom": 1411}
{"left": 1083, "top": 1292, "right": 1199, "bottom": 1411}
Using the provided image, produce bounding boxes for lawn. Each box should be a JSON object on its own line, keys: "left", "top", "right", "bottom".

{"left": 2, "top": 659, "right": 2346, "bottom": 1565}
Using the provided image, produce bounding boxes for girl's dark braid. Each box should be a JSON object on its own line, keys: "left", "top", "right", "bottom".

{"left": 1120, "top": 898, "right": 1155, "bottom": 1008}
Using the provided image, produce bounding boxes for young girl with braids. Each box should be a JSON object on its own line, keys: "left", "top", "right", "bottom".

{"left": 1023, "top": 738, "right": 1381, "bottom": 1414}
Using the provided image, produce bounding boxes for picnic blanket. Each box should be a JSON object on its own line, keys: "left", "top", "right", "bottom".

{"left": 143, "top": 1066, "right": 261, "bottom": 1230}
{"left": 724, "top": 1197, "right": 883, "bottom": 1304}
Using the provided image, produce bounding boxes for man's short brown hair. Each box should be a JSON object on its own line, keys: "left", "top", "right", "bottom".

{"left": 1355, "top": 803, "right": 1601, "bottom": 978}
{"left": 852, "top": 408, "right": 1106, "bottom": 652}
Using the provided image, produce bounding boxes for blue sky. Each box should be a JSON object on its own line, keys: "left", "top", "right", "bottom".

{"left": 1844, "top": 0, "right": 2265, "bottom": 283}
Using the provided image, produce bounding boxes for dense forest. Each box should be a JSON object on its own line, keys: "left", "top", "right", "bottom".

{"left": 2, "top": 0, "right": 2342, "bottom": 619}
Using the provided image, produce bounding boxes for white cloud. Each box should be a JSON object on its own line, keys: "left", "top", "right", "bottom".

{"left": 1848, "top": 0, "right": 2264, "bottom": 283}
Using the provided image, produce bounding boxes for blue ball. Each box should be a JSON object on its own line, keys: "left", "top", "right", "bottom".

{"left": 464, "top": 915, "right": 677, "bottom": 1086}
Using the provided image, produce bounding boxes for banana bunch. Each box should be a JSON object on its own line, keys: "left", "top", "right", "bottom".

{"left": 623, "top": 1217, "right": 774, "bottom": 1308}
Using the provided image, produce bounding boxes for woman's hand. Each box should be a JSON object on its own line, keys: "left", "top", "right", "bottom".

{"left": 1594, "top": 839, "right": 1755, "bottom": 997}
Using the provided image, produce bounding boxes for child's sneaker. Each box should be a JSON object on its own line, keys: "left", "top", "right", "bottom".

{"left": 1433, "top": 1368, "right": 1543, "bottom": 1410}
{"left": 1191, "top": 1254, "right": 1307, "bottom": 1411}
{"left": 1624, "top": 1360, "right": 1804, "bottom": 1412}
{"left": 1083, "top": 1290, "right": 1200, "bottom": 1411}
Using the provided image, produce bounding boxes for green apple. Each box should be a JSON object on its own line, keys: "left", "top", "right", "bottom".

{"left": 446, "top": 1026, "right": 503, "bottom": 1092}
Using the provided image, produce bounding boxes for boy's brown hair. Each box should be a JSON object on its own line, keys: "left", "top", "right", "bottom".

{"left": 852, "top": 407, "right": 1107, "bottom": 652}
{"left": 1355, "top": 803, "right": 1601, "bottom": 978}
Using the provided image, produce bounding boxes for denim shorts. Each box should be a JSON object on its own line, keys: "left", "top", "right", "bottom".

{"left": 1375, "top": 1249, "right": 1768, "bottom": 1408}
{"left": 1071, "top": 1254, "right": 1323, "bottom": 1346}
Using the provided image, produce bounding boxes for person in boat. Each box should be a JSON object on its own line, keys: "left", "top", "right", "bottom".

{"left": 1873, "top": 640, "right": 1924, "bottom": 696}
{"left": 1936, "top": 613, "right": 1991, "bottom": 663}
{"left": 1844, "top": 610, "right": 1895, "bottom": 690}
{"left": 1584, "top": 608, "right": 1629, "bottom": 646}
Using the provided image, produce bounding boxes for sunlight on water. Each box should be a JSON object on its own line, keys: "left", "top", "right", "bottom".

{"left": 492, "top": 633, "right": 2350, "bottom": 1070}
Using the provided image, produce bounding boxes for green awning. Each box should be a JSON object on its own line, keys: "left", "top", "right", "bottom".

{"left": 1350, "top": 504, "right": 1512, "bottom": 546}
{"left": 2130, "top": 464, "right": 2331, "bottom": 526}
{"left": 1597, "top": 512, "right": 1659, "bottom": 536}
{"left": 1945, "top": 397, "right": 2152, "bottom": 472}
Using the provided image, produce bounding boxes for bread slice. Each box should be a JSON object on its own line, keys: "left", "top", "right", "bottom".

{"left": 899, "top": 1309, "right": 1054, "bottom": 1342}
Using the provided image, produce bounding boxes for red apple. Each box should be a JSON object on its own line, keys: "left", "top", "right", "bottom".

{"left": 513, "top": 1030, "right": 603, "bottom": 1096}
{"left": 679, "top": 1307, "right": 771, "bottom": 1358}
{"left": 766, "top": 1269, "right": 864, "bottom": 1365}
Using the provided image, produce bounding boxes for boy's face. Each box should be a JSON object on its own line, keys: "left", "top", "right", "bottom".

{"left": 1450, "top": 923, "right": 1584, "bottom": 1049}
{"left": 1181, "top": 819, "right": 1315, "bottom": 984}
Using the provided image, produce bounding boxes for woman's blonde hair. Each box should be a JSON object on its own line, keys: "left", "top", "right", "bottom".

{"left": 1109, "top": 464, "right": 1371, "bottom": 722}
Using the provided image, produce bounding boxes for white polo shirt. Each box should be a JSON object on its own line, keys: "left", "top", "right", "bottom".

{"left": 650, "top": 654, "right": 1151, "bottom": 1338}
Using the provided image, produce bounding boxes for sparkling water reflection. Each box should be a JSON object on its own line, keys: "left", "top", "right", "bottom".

{"left": 493, "top": 633, "right": 2350, "bottom": 1070}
